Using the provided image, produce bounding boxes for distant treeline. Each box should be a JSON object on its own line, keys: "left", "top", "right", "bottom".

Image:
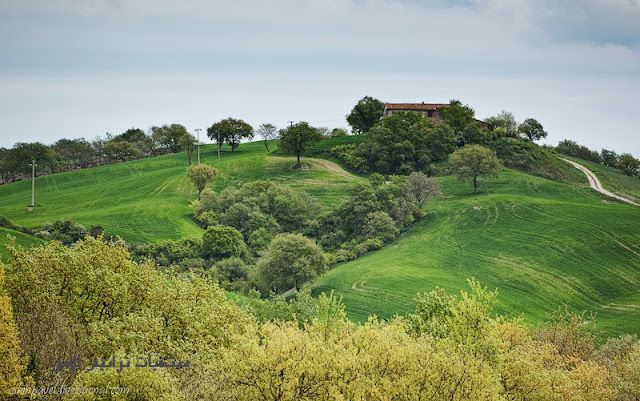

{"left": 555, "top": 139, "right": 640, "bottom": 177}
{"left": 0, "top": 124, "right": 197, "bottom": 184}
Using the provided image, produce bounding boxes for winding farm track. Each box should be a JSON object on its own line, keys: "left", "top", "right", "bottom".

{"left": 561, "top": 157, "right": 640, "bottom": 207}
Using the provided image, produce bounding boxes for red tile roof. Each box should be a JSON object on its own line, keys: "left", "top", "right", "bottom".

{"left": 384, "top": 103, "right": 450, "bottom": 111}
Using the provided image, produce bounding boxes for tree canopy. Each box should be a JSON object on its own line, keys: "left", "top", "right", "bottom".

{"left": 346, "top": 96, "right": 385, "bottom": 134}
{"left": 207, "top": 118, "right": 254, "bottom": 153}
{"left": 186, "top": 164, "right": 217, "bottom": 199}
{"left": 449, "top": 144, "right": 502, "bottom": 192}
{"left": 518, "top": 118, "right": 548, "bottom": 142}
{"left": 278, "top": 122, "right": 324, "bottom": 168}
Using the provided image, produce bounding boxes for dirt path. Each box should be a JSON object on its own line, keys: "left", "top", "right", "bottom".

{"left": 267, "top": 156, "right": 356, "bottom": 179}
{"left": 560, "top": 157, "right": 640, "bottom": 207}
{"left": 308, "top": 158, "right": 355, "bottom": 179}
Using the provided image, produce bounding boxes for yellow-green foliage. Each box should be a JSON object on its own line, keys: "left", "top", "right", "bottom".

{"left": 70, "top": 368, "right": 182, "bottom": 401}
{"left": 0, "top": 262, "right": 30, "bottom": 398}
{"left": 2, "top": 239, "right": 640, "bottom": 400}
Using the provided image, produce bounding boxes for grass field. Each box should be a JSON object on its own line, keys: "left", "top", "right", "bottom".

{"left": 0, "top": 141, "right": 362, "bottom": 243}
{"left": 310, "top": 169, "right": 640, "bottom": 337}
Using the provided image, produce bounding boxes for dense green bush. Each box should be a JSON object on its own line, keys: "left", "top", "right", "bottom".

{"left": 202, "top": 225, "right": 246, "bottom": 259}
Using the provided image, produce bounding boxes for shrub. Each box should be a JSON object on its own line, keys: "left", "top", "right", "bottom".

{"left": 257, "top": 233, "right": 329, "bottom": 293}
{"left": 202, "top": 225, "right": 246, "bottom": 259}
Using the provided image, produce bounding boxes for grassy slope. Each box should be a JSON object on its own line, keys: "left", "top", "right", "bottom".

{"left": 311, "top": 169, "right": 640, "bottom": 337}
{"left": 566, "top": 157, "right": 640, "bottom": 203}
{"left": 0, "top": 141, "right": 362, "bottom": 243}
{"left": 0, "top": 227, "right": 44, "bottom": 262}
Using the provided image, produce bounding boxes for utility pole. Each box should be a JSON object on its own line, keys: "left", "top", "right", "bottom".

{"left": 29, "top": 159, "right": 37, "bottom": 207}
{"left": 217, "top": 132, "right": 221, "bottom": 159}
{"left": 195, "top": 128, "right": 202, "bottom": 164}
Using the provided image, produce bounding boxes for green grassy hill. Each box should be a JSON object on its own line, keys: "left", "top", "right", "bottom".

{"left": 311, "top": 169, "right": 640, "bottom": 337}
{"left": 2, "top": 139, "right": 639, "bottom": 336}
{"left": 0, "top": 141, "right": 362, "bottom": 243}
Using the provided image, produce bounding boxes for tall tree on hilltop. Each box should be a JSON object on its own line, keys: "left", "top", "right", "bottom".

{"left": 256, "top": 123, "right": 278, "bottom": 152}
{"left": 278, "top": 122, "right": 324, "bottom": 168}
{"left": 518, "top": 118, "right": 548, "bottom": 142}
{"left": 440, "top": 99, "right": 476, "bottom": 146}
{"left": 151, "top": 124, "right": 189, "bottom": 153}
{"left": 207, "top": 118, "right": 254, "bottom": 156}
{"left": 346, "top": 96, "right": 385, "bottom": 134}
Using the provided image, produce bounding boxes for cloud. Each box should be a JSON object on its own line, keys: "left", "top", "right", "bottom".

{"left": 0, "top": 0, "right": 638, "bottom": 155}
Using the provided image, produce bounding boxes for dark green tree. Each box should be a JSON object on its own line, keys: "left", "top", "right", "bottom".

{"left": 617, "top": 153, "right": 640, "bottom": 176}
{"left": 600, "top": 149, "right": 619, "bottom": 168}
{"left": 365, "top": 111, "right": 455, "bottom": 174}
{"left": 440, "top": 99, "right": 476, "bottom": 146}
{"left": 202, "top": 225, "right": 245, "bottom": 259}
{"left": 257, "top": 233, "right": 329, "bottom": 292}
{"left": 346, "top": 96, "right": 385, "bottom": 134}
{"left": 151, "top": 124, "right": 189, "bottom": 153}
{"left": 518, "top": 118, "right": 548, "bottom": 142}
{"left": 278, "top": 122, "right": 324, "bottom": 168}
{"left": 207, "top": 118, "right": 254, "bottom": 154}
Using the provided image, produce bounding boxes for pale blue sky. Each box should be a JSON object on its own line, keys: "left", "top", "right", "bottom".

{"left": 1, "top": 0, "right": 639, "bottom": 155}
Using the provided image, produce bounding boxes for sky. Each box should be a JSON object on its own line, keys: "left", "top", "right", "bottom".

{"left": 0, "top": 0, "right": 639, "bottom": 155}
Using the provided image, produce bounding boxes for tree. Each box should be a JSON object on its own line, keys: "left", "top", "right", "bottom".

{"left": 116, "top": 127, "right": 147, "bottom": 143}
{"left": 151, "top": 124, "right": 189, "bottom": 153}
{"left": 449, "top": 145, "right": 502, "bottom": 192}
{"left": 440, "top": 99, "right": 476, "bottom": 146}
{"left": 187, "top": 164, "right": 217, "bottom": 199}
{"left": 7, "top": 142, "right": 57, "bottom": 176}
{"left": 179, "top": 132, "right": 197, "bottom": 165}
{"left": 365, "top": 111, "right": 456, "bottom": 174}
{"left": 600, "top": 149, "right": 619, "bottom": 167}
{"left": 103, "top": 140, "right": 141, "bottom": 162}
{"left": 52, "top": 138, "right": 95, "bottom": 170}
{"left": 257, "top": 233, "right": 329, "bottom": 292}
{"left": 256, "top": 123, "right": 278, "bottom": 152}
{"left": 485, "top": 111, "right": 517, "bottom": 138}
{"left": 207, "top": 118, "right": 254, "bottom": 155}
{"left": 406, "top": 171, "right": 442, "bottom": 208}
{"left": 617, "top": 153, "right": 640, "bottom": 176}
{"left": 518, "top": 118, "right": 548, "bottom": 142}
{"left": 202, "top": 225, "right": 245, "bottom": 259}
{"left": 278, "top": 122, "right": 324, "bottom": 168}
{"left": 346, "top": 96, "right": 385, "bottom": 134}
{"left": 362, "top": 211, "right": 399, "bottom": 242}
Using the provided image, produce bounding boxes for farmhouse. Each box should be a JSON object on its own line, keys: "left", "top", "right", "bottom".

{"left": 383, "top": 102, "right": 449, "bottom": 120}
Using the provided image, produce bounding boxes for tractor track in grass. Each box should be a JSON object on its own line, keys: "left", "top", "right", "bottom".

{"left": 561, "top": 158, "right": 640, "bottom": 207}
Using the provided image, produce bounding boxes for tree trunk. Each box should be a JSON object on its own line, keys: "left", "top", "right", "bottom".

{"left": 296, "top": 152, "right": 301, "bottom": 168}
{"left": 264, "top": 141, "right": 269, "bottom": 152}
{"left": 473, "top": 176, "right": 478, "bottom": 192}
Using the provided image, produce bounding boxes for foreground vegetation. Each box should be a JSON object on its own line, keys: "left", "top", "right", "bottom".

{"left": 2, "top": 237, "right": 640, "bottom": 400}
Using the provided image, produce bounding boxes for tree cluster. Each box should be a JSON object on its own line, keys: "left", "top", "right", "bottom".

{"left": 180, "top": 174, "right": 440, "bottom": 293}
